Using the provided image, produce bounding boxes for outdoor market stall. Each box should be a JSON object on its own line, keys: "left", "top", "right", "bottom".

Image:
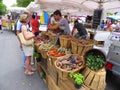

{"left": 33, "top": 29, "right": 107, "bottom": 90}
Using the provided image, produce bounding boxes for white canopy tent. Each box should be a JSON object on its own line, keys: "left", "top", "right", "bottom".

{"left": 34, "top": 0, "right": 120, "bottom": 16}
{"left": 7, "top": 7, "right": 26, "bottom": 13}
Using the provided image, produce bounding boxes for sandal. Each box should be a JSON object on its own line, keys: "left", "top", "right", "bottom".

{"left": 30, "top": 67, "right": 36, "bottom": 72}
{"left": 24, "top": 71, "right": 34, "bottom": 76}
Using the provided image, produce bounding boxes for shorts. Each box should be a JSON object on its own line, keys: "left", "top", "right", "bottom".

{"left": 22, "top": 45, "right": 33, "bottom": 56}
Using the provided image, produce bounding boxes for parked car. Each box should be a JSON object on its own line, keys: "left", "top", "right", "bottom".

{"left": 106, "top": 38, "right": 120, "bottom": 77}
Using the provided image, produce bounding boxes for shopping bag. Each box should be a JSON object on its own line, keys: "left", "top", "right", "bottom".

{"left": 18, "top": 31, "right": 34, "bottom": 46}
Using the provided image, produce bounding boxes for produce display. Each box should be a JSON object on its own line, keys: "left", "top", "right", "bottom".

{"left": 39, "top": 44, "right": 55, "bottom": 51}
{"left": 74, "top": 39, "right": 94, "bottom": 45}
{"left": 55, "top": 55, "right": 84, "bottom": 71}
{"left": 86, "top": 49, "right": 106, "bottom": 71}
{"left": 47, "top": 47, "right": 71, "bottom": 57}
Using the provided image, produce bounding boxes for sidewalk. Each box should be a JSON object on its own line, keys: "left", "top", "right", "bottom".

{"left": 0, "top": 30, "right": 48, "bottom": 90}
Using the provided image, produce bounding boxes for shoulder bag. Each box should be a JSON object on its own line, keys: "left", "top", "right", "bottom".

{"left": 18, "top": 31, "right": 34, "bottom": 46}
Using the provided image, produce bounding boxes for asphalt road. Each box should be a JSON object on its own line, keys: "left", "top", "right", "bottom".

{"left": 0, "top": 30, "right": 120, "bottom": 90}
{"left": 0, "top": 30, "right": 48, "bottom": 90}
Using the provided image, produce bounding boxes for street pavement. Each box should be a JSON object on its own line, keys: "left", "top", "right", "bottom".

{"left": 0, "top": 30, "right": 48, "bottom": 90}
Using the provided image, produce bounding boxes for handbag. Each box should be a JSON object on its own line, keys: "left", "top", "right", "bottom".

{"left": 18, "top": 31, "right": 34, "bottom": 46}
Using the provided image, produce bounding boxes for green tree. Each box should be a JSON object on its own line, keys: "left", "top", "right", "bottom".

{"left": 0, "top": 2, "right": 6, "bottom": 15}
{"left": 17, "top": 0, "right": 34, "bottom": 7}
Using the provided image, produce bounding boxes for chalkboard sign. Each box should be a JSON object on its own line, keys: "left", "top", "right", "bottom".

{"left": 92, "top": 9, "right": 103, "bottom": 29}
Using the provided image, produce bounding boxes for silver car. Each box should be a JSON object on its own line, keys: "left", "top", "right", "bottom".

{"left": 106, "top": 41, "right": 120, "bottom": 76}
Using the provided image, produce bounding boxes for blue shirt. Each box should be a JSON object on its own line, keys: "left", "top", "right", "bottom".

{"left": 16, "top": 20, "right": 22, "bottom": 32}
{"left": 16, "top": 20, "right": 30, "bottom": 32}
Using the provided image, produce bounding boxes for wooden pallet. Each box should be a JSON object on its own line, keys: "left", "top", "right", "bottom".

{"left": 47, "top": 75, "right": 60, "bottom": 90}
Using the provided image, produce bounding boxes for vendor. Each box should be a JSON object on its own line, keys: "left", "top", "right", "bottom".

{"left": 72, "top": 20, "right": 88, "bottom": 39}
{"left": 48, "top": 10, "right": 71, "bottom": 35}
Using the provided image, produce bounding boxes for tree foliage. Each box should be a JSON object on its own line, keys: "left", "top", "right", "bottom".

{"left": 0, "top": 2, "right": 6, "bottom": 15}
{"left": 17, "top": 0, "right": 34, "bottom": 7}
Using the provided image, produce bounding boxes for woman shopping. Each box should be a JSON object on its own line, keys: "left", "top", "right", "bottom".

{"left": 19, "top": 14, "right": 35, "bottom": 75}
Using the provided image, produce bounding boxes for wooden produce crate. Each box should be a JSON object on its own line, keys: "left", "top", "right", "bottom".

{"left": 47, "top": 75, "right": 61, "bottom": 90}
{"left": 34, "top": 43, "right": 41, "bottom": 53}
{"left": 47, "top": 58, "right": 58, "bottom": 84}
{"left": 40, "top": 49, "right": 48, "bottom": 59}
{"left": 81, "top": 67, "right": 106, "bottom": 90}
{"left": 34, "top": 58, "right": 42, "bottom": 73}
{"left": 58, "top": 78, "right": 90, "bottom": 90}
{"left": 35, "top": 57, "right": 48, "bottom": 84}
{"left": 38, "top": 43, "right": 55, "bottom": 59}
{"left": 40, "top": 57, "right": 47, "bottom": 72}
{"left": 95, "top": 40, "right": 105, "bottom": 47}
{"left": 58, "top": 78, "right": 75, "bottom": 90}
{"left": 55, "top": 55, "right": 85, "bottom": 80}
{"left": 71, "top": 40, "right": 78, "bottom": 54}
{"left": 88, "top": 30, "right": 96, "bottom": 40}
{"left": 59, "top": 35, "right": 72, "bottom": 49}
{"left": 47, "top": 54, "right": 58, "bottom": 66}
{"left": 71, "top": 39, "right": 94, "bottom": 56}
{"left": 49, "top": 33, "right": 56, "bottom": 44}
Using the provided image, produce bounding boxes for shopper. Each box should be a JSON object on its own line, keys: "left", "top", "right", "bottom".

{"left": 0, "top": 16, "right": 2, "bottom": 33}
{"left": 19, "top": 14, "right": 35, "bottom": 75}
{"left": 72, "top": 19, "right": 88, "bottom": 39}
{"left": 2, "top": 16, "right": 7, "bottom": 31}
{"left": 6, "top": 15, "right": 12, "bottom": 30}
{"left": 30, "top": 14, "right": 40, "bottom": 36}
{"left": 16, "top": 11, "right": 31, "bottom": 68}
{"left": 100, "top": 20, "right": 105, "bottom": 30}
{"left": 48, "top": 10, "right": 71, "bottom": 35}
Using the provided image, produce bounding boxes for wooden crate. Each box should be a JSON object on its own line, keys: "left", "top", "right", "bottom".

{"left": 71, "top": 40, "right": 78, "bottom": 54}
{"left": 47, "top": 58, "right": 58, "bottom": 84}
{"left": 81, "top": 67, "right": 106, "bottom": 90}
{"left": 59, "top": 35, "right": 71, "bottom": 49}
{"left": 88, "top": 31, "right": 96, "bottom": 40}
{"left": 34, "top": 42, "right": 41, "bottom": 53}
{"left": 47, "top": 54, "right": 58, "bottom": 66}
{"left": 34, "top": 58, "right": 48, "bottom": 84}
{"left": 49, "top": 33, "right": 56, "bottom": 44}
{"left": 95, "top": 41, "right": 105, "bottom": 47}
{"left": 47, "top": 75, "right": 61, "bottom": 90}
{"left": 58, "top": 78, "right": 91, "bottom": 90}
{"left": 71, "top": 39, "right": 94, "bottom": 56}
{"left": 39, "top": 49, "right": 48, "bottom": 59}
{"left": 77, "top": 44, "right": 93, "bottom": 56}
